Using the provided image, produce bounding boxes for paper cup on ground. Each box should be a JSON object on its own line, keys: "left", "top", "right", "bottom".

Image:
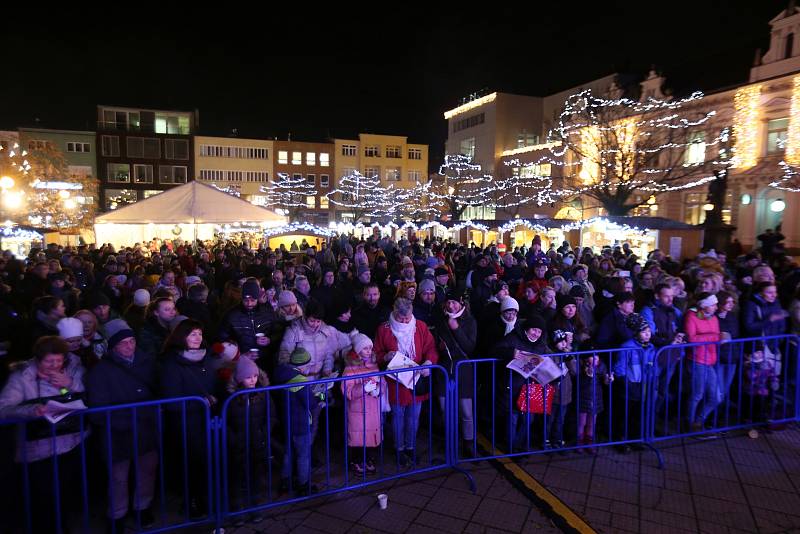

{"left": 377, "top": 493, "right": 388, "bottom": 510}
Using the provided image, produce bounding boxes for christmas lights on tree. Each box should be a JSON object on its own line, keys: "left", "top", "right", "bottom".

{"left": 522, "top": 87, "right": 728, "bottom": 215}
{"left": 325, "top": 170, "right": 397, "bottom": 221}
{"left": 429, "top": 154, "right": 498, "bottom": 219}
{"left": 260, "top": 173, "right": 317, "bottom": 221}
{"left": 0, "top": 140, "right": 97, "bottom": 230}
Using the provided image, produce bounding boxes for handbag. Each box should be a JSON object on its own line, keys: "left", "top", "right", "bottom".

{"left": 516, "top": 383, "right": 555, "bottom": 415}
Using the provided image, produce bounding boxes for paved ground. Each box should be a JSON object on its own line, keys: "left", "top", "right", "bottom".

{"left": 189, "top": 426, "right": 800, "bottom": 534}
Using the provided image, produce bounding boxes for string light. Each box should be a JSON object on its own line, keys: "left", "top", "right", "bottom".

{"left": 444, "top": 92, "right": 497, "bottom": 119}
{"left": 785, "top": 76, "right": 800, "bottom": 166}
{"left": 263, "top": 222, "right": 336, "bottom": 238}
{"left": 732, "top": 85, "right": 762, "bottom": 169}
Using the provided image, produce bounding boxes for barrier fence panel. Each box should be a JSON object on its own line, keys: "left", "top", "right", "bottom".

{"left": 648, "top": 335, "right": 799, "bottom": 442}
{"left": 218, "top": 365, "right": 452, "bottom": 524}
{"left": 454, "top": 348, "right": 651, "bottom": 464}
{"left": 0, "top": 396, "right": 214, "bottom": 534}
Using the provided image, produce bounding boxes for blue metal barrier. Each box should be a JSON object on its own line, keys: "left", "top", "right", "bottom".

{"left": 2, "top": 335, "right": 799, "bottom": 533}
{"left": 0, "top": 396, "right": 214, "bottom": 534}
{"left": 648, "top": 334, "right": 799, "bottom": 442}
{"left": 453, "top": 348, "right": 661, "bottom": 465}
{"left": 217, "top": 365, "right": 453, "bottom": 526}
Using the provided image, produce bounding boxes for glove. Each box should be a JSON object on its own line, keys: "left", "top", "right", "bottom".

{"left": 364, "top": 381, "right": 377, "bottom": 394}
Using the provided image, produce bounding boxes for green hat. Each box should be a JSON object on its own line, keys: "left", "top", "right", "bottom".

{"left": 290, "top": 347, "right": 311, "bottom": 365}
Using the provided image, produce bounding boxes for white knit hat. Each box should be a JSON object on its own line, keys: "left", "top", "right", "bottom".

{"left": 57, "top": 317, "right": 84, "bottom": 339}
{"left": 133, "top": 288, "right": 151, "bottom": 307}
{"left": 351, "top": 332, "right": 373, "bottom": 355}
{"left": 500, "top": 296, "right": 519, "bottom": 312}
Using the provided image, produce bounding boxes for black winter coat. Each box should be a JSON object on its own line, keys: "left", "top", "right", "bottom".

{"left": 218, "top": 304, "right": 277, "bottom": 358}
{"left": 352, "top": 303, "right": 390, "bottom": 339}
{"left": 435, "top": 310, "right": 478, "bottom": 398}
{"left": 85, "top": 350, "right": 159, "bottom": 462}
{"left": 492, "top": 324, "right": 551, "bottom": 412}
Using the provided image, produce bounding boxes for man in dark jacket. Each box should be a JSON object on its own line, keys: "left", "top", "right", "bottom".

{"left": 177, "top": 283, "right": 213, "bottom": 333}
{"left": 352, "top": 283, "right": 390, "bottom": 339}
{"left": 137, "top": 297, "right": 177, "bottom": 358}
{"left": 85, "top": 320, "right": 158, "bottom": 531}
{"left": 218, "top": 278, "right": 277, "bottom": 369}
{"left": 413, "top": 279, "right": 440, "bottom": 329}
{"left": 595, "top": 292, "right": 635, "bottom": 349}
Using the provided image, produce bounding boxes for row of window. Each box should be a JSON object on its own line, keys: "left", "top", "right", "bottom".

{"left": 286, "top": 173, "right": 331, "bottom": 188}
{"left": 100, "top": 110, "right": 192, "bottom": 135}
{"left": 107, "top": 163, "right": 187, "bottom": 184}
{"left": 101, "top": 136, "right": 190, "bottom": 160}
{"left": 104, "top": 188, "right": 164, "bottom": 210}
{"left": 341, "top": 144, "right": 423, "bottom": 160}
{"left": 340, "top": 167, "right": 422, "bottom": 182}
{"left": 277, "top": 151, "right": 330, "bottom": 166}
{"left": 28, "top": 140, "right": 93, "bottom": 153}
{"left": 199, "top": 170, "right": 270, "bottom": 182}
{"left": 453, "top": 113, "right": 485, "bottom": 133}
{"left": 199, "top": 145, "right": 268, "bottom": 159}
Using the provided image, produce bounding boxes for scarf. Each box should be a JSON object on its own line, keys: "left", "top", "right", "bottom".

{"left": 389, "top": 313, "right": 417, "bottom": 359}
{"left": 182, "top": 349, "right": 206, "bottom": 362}
{"left": 502, "top": 316, "right": 516, "bottom": 335}
{"left": 445, "top": 306, "right": 465, "bottom": 320}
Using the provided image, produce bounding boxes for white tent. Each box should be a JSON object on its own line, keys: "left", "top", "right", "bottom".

{"left": 94, "top": 181, "right": 287, "bottom": 247}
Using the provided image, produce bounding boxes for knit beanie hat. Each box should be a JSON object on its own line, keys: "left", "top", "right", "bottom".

{"left": 551, "top": 329, "right": 569, "bottom": 343}
{"left": 523, "top": 314, "right": 546, "bottom": 332}
{"left": 133, "top": 288, "right": 151, "bottom": 307}
{"left": 57, "top": 317, "right": 84, "bottom": 339}
{"left": 500, "top": 296, "right": 519, "bottom": 312}
{"left": 625, "top": 313, "right": 650, "bottom": 333}
{"left": 86, "top": 291, "right": 110, "bottom": 309}
{"left": 235, "top": 357, "right": 260, "bottom": 383}
{"left": 351, "top": 332, "right": 373, "bottom": 355}
{"left": 434, "top": 267, "right": 449, "bottom": 278}
{"left": 278, "top": 290, "right": 297, "bottom": 307}
{"left": 357, "top": 265, "right": 370, "bottom": 277}
{"left": 105, "top": 319, "right": 135, "bottom": 351}
{"left": 568, "top": 285, "right": 586, "bottom": 299}
{"left": 169, "top": 315, "right": 189, "bottom": 331}
{"left": 242, "top": 278, "right": 261, "bottom": 299}
{"left": 419, "top": 278, "right": 435, "bottom": 294}
{"left": 290, "top": 346, "right": 311, "bottom": 366}
{"left": 556, "top": 295, "right": 577, "bottom": 310}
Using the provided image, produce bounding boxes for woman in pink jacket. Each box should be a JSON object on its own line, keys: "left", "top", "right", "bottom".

{"left": 373, "top": 298, "right": 438, "bottom": 468}
{"left": 341, "top": 333, "right": 385, "bottom": 476}
{"left": 684, "top": 292, "right": 722, "bottom": 432}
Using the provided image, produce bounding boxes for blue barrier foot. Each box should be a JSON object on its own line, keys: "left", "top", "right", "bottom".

{"left": 642, "top": 442, "right": 665, "bottom": 469}
{"left": 452, "top": 465, "right": 477, "bottom": 493}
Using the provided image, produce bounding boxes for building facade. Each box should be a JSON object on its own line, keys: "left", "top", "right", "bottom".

{"left": 193, "top": 135, "right": 273, "bottom": 203}
{"left": 272, "top": 140, "right": 335, "bottom": 225}
{"left": 333, "top": 133, "right": 428, "bottom": 221}
{"left": 95, "top": 106, "right": 197, "bottom": 211}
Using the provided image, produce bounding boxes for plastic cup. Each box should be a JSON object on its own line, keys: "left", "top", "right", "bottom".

{"left": 377, "top": 493, "right": 388, "bottom": 510}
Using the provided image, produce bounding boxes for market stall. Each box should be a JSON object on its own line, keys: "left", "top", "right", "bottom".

{"left": 0, "top": 225, "right": 46, "bottom": 258}
{"left": 93, "top": 181, "right": 286, "bottom": 248}
{"left": 264, "top": 222, "right": 335, "bottom": 252}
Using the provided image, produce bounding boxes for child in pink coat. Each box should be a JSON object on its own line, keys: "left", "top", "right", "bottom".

{"left": 342, "top": 333, "right": 386, "bottom": 476}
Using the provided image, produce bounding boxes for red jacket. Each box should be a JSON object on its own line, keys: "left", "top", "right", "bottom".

{"left": 684, "top": 311, "right": 721, "bottom": 365}
{"left": 374, "top": 320, "right": 439, "bottom": 406}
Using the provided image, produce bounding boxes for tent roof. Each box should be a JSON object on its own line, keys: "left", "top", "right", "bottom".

{"left": 94, "top": 181, "right": 286, "bottom": 224}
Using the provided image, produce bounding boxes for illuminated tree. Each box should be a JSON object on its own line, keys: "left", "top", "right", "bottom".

{"left": 325, "top": 170, "right": 395, "bottom": 222}
{"left": 430, "top": 154, "right": 497, "bottom": 220}
{"left": 260, "top": 172, "right": 317, "bottom": 221}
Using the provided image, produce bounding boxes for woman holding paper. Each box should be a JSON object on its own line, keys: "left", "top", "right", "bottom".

{"left": 0, "top": 336, "right": 87, "bottom": 532}
{"left": 374, "top": 297, "right": 439, "bottom": 468}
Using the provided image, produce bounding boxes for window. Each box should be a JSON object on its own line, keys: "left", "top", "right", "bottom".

{"left": 133, "top": 164, "right": 153, "bottom": 184}
{"left": 245, "top": 171, "right": 269, "bottom": 182}
{"left": 320, "top": 196, "right": 329, "bottom": 209}
{"left": 107, "top": 163, "right": 130, "bottom": 183}
{"left": 164, "top": 139, "right": 189, "bottom": 160}
{"left": 101, "top": 136, "right": 120, "bottom": 157}
{"left": 306, "top": 152, "right": 316, "bottom": 166}
{"left": 364, "top": 166, "right": 380, "bottom": 179}
{"left": 306, "top": 196, "right": 316, "bottom": 208}
{"left": 685, "top": 132, "right": 706, "bottom": 164}
{"left": 293, "top": 173, "right": 303, "bottom": 181}
{"left": 386, "top": 146, "right": 401, "bottom": 158}
{"left": 198, "top": 145, "right": 267, "bottom": 159}
{"left": 278, "top": 151, "right": 288, "bottom": 164}
{"left": 127, "top": 137, "right": 159, "bottom": 158}
{"left": 142, "top": 190, "right": 162, "bottom": 199}
{"left": 200, "top": 169, "right": 223, "bottom": 181}
{"left": 684, "top": 192, "right": 707, "bottom": 225}
{"left": 459, "top": 138, "right": 476, "bottom": 160}
{"left": 320, "top": 153, "right": 330, "bottom": 167}
{"left": 66, "top": 142, "right": 91, "bottom": 153}
{"left": 27, "top": 139, "right": 53, "bottom": 151}
{"left": 516, "top": 131, "right": 539, "bottom": 148}
{"left": 408, "top": 170, "right": 422, "bottom": 183}
{"left": 342, "top": 167, "right": 356, "bottom": 178}
{"left": 158, "top": 165, "right": 187, "bottom": 184}
{"left": 306, "top": 173, "right": 316, "bottom": 186}
{"left": 408, "top": 148, "right": 422, "bottom": 160}
{"left": 518, "top": 164, "right": 551, "bottom": 177}
{"left": 453, "top": 113, "right": 485, "bottom": 133}
{"left": 105, "top": 189, "right": 136, "bottom": 210}
{"left": 342, "top": 144, "right": 357, "bottom": 156}
{"left": 365, "top": 146, "right": 379, "bottom": 157}
{"left": 320, "top": 174, "right": 330, "bottom": 188}
{"left": 292, "top": 151, "right": 302, "bottom": 165}
{"left": 155, "top": 114, "right": 191, "bottom": 135}
{"left": 386, "top": 167, "right": 401, "bottom": 181}
{"left": 767, "top": 118, "right": 789, "bottom": 154}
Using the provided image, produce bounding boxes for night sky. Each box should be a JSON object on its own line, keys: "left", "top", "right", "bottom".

{"left": 0, "top": 1, "right": 791, "bottom": 171}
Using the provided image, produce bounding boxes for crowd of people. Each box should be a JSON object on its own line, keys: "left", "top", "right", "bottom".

{"left": 0, "top": 229, "right": 796, "bottom": 531}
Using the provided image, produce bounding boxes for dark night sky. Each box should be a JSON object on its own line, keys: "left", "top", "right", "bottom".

{"left": 0, "top": 1, "right": 791, "bottom": 171}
